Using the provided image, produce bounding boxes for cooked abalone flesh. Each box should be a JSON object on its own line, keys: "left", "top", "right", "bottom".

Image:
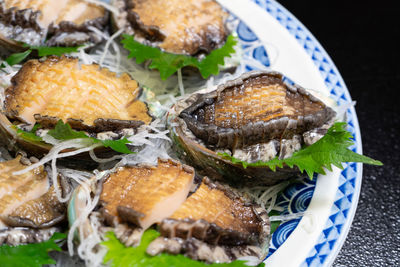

{"left": 0, "top": 0, "right": 108, "bottom": 51}
{"left": 99, "top": 159, "right": 195, "bottom": 229}
{"left": 113, "top": 0, "right": 229, "bottom": 55}
{"left": 147, "top": 177, "right": 270, "bottom": 263}
{"left": 4, "top": 56, "right": 152, "bottom": 132}
{"left": 0, "top": 156, "right": 67, "bottom": 245}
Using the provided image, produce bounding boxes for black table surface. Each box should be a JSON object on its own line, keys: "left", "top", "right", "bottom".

{"left": 277, "top": 1, "right": 400, "bottom": 266}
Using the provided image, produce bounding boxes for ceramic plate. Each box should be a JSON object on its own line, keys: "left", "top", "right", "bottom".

{"left": 214, "top": 0, "right": 362, "bottom": 266}
{"left": 1, "top": 0, "right": 360, "bottom": 265}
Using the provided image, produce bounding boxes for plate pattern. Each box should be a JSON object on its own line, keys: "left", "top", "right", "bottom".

{"left": 268, "top": 178, "right": 316, "bottom": 256}
{"left": 246, "top": 1, "right": 361, "bottom": 266}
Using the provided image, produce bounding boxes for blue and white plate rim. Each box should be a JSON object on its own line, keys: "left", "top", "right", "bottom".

{"left": 217, "top": 0, "right": 362, "bottom": 266}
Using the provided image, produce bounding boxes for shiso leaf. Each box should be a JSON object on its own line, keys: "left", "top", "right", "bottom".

{"left": 121, "top": 34, "right": 238, "bottom": 80}
{"left": 1, "top": 45, "right": 80, "bottom": 68}
{"left": 2, "top": 49, "right": 32, "bottom": 67}
{"left": 47, "top": 120, "right": 134, "bottom": 154}
{"left": 27, "top": 45, "right": 81, "bottom": 57}
{"left": 268, "top": 210, "right": 281, "bottom": 235}
{"left": 47, "top": 120, "right": 88, "bottom": 140}
{"left": 0, "top": 232, "right": 66, "bottom": 267}
{"left": 14, "top": 123, "right": 43, "bottom": 142}
{"left": 102, "top": 230, "right": 265, "bottom": 267}
{"left": 16, "top": 120, "right": 133, "bottom": 154}
{"left": 219, "top": 122, "right": 383, "bottom": 179}
{"left": 100, "top": 138, "right": 133, "bottom": 154}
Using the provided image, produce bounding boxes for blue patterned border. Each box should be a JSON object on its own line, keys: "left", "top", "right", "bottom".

{"left": 248, "top": 1, "right": 362, "bottom": 266}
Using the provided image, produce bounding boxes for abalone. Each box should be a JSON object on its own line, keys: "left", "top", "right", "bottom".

{"left": 0, "top": 0, "right": 108, "bottom": 54}
{"left": 180, "top": 71, "right": 335, "bottom": 150}
{"left": 0, "top": 56, "right": 153, "bottom": 163}
{"left": 0, "top": 156, "right": 67, "bottom": 245}
{"left": 99, "top": 159, "right": 195, "bottom": 229}
{"left": 147, "top": 177, "right": 270, "bottom": 263}
{"left": 170, "top": 71, "right": 336, "bottom": 186}
{"left": 4, "top": 56, "right": 152, "bottom": 132}
{"left": 112, "top": 0, "right": 229, "bottom": 56}
{"left": 68, "top": 162, "right": 271, "bottom": 264}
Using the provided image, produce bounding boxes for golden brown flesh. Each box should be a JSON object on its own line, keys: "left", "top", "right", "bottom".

{"left": 5, "top": 186, "right": 65, "bottom": 228}
{"left": 0, "top": 157, "right": 49, "bottom": 227}
{"left": 169, "top": 178, "right": 262, "bottom": 238}
{"left": 100, "top": 159, "right": 194, "bottom": 229}
{"left": 4, "top": 56, "right": 152, "bottom": 131}
{"left": 4, "top": 0, "right": 105, "bottom": 28}
{"left": 127, "top": 0, "right": 228, "bottom": 55}
{"left": 205, "top": 79, "right": 324, "bottom": 129}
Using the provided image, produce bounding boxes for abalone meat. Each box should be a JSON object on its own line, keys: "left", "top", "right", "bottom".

{"left": 0, "top": 56, "right": 152, "bottom": 159}
{"left": 0, "top": 0, "right": 108, "bottom": 54}
{"left": 112, "top": 0, "right": 229, "bottom": 56}
{"left": 170, "top": 71, "right": 336, "bottom": 186}
{"left": 0, "top": 155, "right": 67, "bottom": 245}
{"left": 99, "top": 158, "right": 195, "bottom": 229}
{"left": 147, "top": 177, "right": 270, "bottom": 263}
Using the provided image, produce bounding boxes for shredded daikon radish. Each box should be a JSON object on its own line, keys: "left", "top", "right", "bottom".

{"left": 243, "top": 180, "right": 291, "bottom": 213}
{"left": 236, "top": 256, "right": 263, "bottom": 267}
{"left": 270, "top": 212, "right": 306, "bottom": 222}
{"left": 11, "top": 139, "right": 100, "bottom": 202}
{"left": 89, "top": 150, "right": 124, "bottom": 163}
{"left": 335, "top": 101, "right": 356, "bottom": 121}
{"left": 99, "top": 28, "right": 124, "bottom": 67}
{"left": 177, "top": 69, "right": 185, "bottom": 96}
{"left": 77, "top": 213, "right": 108, "bottom": 266}
{"left": 67, "top": 169, "right": 111, "bottom": 258}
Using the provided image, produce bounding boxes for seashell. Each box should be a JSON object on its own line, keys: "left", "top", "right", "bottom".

{"left": 169, "top": 71, "right": 336, "bottom": 186}
{"left": 68, "top": 159, "right": 196, "bottom": 243}
{"left": 0, "top": 0, "right": 108, "bottom": 55}
{"left": 112, "top": 0, "right": 229, "bottom": 56}
{"left": 147, "top": 177, "right": 270, "bottom": 263}
{"left": 0, "top": 155, "right": 68, "bottom": 244}
{"left": 68, "top": 160, "right": 269, "bottom": 264}
{"left": 0, "top": 56, "right": 152, "bottom": 162}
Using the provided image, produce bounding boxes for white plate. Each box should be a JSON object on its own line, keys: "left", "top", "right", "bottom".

{"left": 215, "top": 0, "right": 362, "bottom": 266}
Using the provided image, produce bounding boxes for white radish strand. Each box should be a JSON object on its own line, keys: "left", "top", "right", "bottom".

{"left": 99, "top": 28, "right": 124, "bottom": 67}
{"left": 177, "top": 69, "right": 185, "bottom": 96}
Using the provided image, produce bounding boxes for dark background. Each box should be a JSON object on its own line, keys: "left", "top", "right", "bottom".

{"left": 278, "top": 0, "right": 400, "bottom": 266}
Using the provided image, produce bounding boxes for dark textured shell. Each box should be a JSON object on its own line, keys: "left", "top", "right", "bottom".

{"left": 180, "top": 71, "right": 336, "bottom": 150}
{"left": 112, "top": 0, "right": 229, "bottom": 56}
{"left": 0, "top": 0, "right": 108, "bottom": 55}
{"left": 0, "top": 227, "right": 58, "bottom": 246}
{"left": 0, "top": 156, "right": 69, "bottom": 240}
{"left": 170, "top": 71, "right": 336, "bottom": 186}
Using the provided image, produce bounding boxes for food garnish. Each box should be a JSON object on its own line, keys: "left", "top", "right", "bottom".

{"left": 0, "top": 232, "right": 66, "bottom": 267}
{"left": 219, "top": 122, "right": 383, "bottom": 178}
{"left": 15, "top": 120, "right": 133, "bottom": 154}
{"left": 122, "top": 34, "right": 238, "bottom": 80}
{"left": 102, "top": 230, "right": 265, "bottom": 267}
{"left": 0, "top": 45, "right": 80, "bottom": 68}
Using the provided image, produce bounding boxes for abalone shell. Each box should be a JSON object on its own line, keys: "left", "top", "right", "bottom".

{"left": 112, "top": 0, "right": 229, "bottom": 56}
{"left": 179, "top": 71, "right": 335, "bottom": 150}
